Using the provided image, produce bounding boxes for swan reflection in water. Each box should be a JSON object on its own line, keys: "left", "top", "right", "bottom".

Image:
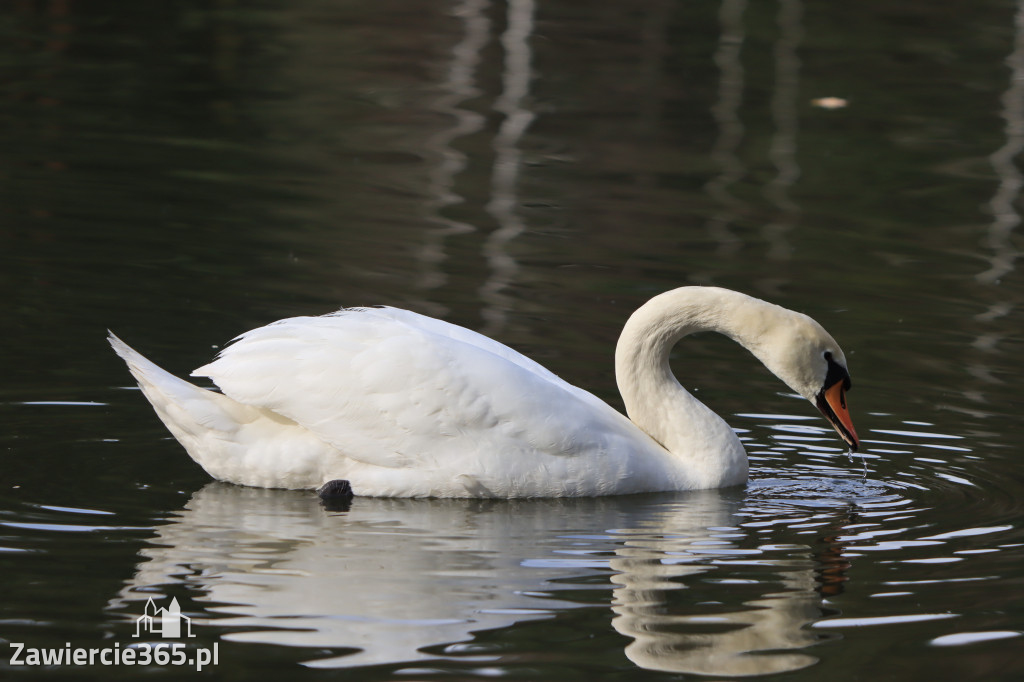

{"left": 609, "top": 508, "right": 823, "bottom": 675}
{"left": 110, "top": 483, "right": 831, "bottom": 673}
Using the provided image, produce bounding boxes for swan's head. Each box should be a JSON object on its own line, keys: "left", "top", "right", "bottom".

{"left": 754, "top": 311, "right": 860, "bottom": 452}
{"left": 617, "top": 286, "right": 860, "bottom": 456}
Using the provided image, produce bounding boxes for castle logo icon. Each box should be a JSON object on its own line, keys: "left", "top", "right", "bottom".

{"left": 133, "top": 597, "right": 195, "bottom": 639}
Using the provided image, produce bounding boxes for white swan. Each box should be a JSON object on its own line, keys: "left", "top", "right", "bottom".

{"left": 108, "top": 286, "right": 858, "bottom": 498}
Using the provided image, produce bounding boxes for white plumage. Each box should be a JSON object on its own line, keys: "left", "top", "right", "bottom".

{"left": 109, "top": 286, "right": 858, "bottom": 498}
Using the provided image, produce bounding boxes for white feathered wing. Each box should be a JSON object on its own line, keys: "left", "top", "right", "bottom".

{"left": 185, "top": 307, "right": 682, "bottom": 497}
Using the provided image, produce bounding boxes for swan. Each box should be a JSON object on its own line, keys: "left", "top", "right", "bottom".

{"left": 108, "top": 286, "right": 858, "bottom": 498}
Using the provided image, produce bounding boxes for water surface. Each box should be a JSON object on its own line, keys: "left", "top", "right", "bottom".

{"left": 2, "top": 0, "right": 1023, "bottom": 679}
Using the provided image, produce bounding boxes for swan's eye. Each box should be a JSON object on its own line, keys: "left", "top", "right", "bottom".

{"left": 822, "top": 351, "right": 851, "bottom": 391}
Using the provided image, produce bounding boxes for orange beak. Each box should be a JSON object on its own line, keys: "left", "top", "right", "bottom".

{"left": 817, "top": 381, "right": 859, "bottom": 451}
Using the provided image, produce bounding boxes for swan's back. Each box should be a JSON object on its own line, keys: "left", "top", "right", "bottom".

{"left": 194, "top": 307, "right": 588, "bottom": 418}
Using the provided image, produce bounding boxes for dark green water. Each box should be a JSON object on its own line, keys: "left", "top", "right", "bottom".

{"left": 2, "top": 1, "right": 1023, "bottom": 679}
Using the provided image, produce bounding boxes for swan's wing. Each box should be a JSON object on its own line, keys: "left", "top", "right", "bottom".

{"left": 367, "top": 307, "right": 569, "bottom": 386}
{"left": 191, "top": 307, "right": 630, "bottom": 470}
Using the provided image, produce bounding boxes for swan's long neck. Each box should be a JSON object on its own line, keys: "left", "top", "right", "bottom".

{"left": 614, "top": 287, "right": 779, "bottom": 487}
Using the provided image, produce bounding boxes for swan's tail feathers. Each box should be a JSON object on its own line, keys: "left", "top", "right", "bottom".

{"left": 108, "top": 332, "right": 214, "bottom": 414}
{"left": 107, "top": 332, "right": 256, "bottom": 468}
{"left": 108, "top": 331, "right": 188, "bottom": 399}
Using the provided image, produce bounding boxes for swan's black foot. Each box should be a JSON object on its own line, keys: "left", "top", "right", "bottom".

{"left": 317, "top": 479, "right": 354, "bottom": 511}
{"left": 318, "top": 479, "right": 354, "bottom": 500}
